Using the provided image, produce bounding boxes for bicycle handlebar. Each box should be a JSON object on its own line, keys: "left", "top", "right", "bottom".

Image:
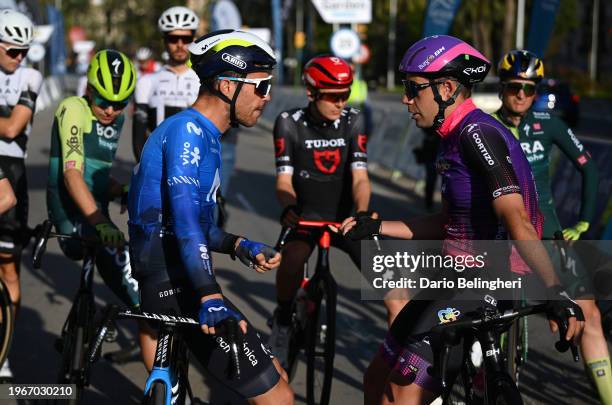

{"left": 430, "top": 303, "right": 579, "bottom": 389}
{"left": 101, "top": 308, "right": 242, "bottom": 379}
{"left": 275, "top": 220, "right": 345, "bottom": 251}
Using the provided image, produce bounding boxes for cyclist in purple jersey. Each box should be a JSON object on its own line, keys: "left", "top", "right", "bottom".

{"left": 337, "top": 35, "right": 584, "bottom": 404}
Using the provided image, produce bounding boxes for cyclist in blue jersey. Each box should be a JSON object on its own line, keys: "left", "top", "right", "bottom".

{"left": 128, "top": 30, "right": 293, "bottom": 404}
{"left": 337, "top": 35, "right": 585, "bottom": 404}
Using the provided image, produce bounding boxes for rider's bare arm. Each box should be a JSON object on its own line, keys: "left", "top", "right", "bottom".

{"left": 351, "top": 169, "right": 371, "bottom": 212}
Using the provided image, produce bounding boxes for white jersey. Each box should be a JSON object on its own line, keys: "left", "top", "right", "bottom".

{"left": 134, "top": 65, "right": 199, "bottom": 128}
{"left": 0, "top": 66, "right": 43, "bottom": 158}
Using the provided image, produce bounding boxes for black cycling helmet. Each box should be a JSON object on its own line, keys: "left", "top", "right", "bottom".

{"left": 498, "top": 50, "right": 544, "bottom": 83}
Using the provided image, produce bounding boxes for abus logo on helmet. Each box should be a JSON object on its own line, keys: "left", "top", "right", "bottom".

{"left": 463, "top": 65, "right": 487, "bottom": 75}
{"left": 222, "top": 53, "right": 247, "bottom": 69}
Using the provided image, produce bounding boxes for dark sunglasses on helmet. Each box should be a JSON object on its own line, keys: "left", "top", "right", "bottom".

{"left": 217, "top": 75, "right": 273, "bottom": 97}
{"left": 319, "top": 91, "right": 351, "bottom": 103}
{"left": 503, "top": 82, "right": 537, "bottom": 97}
{"left": 165, "top": 34, "right": 194, "bottom": 44}
{"left": 402, "top": 79, "right": 445, "bottom": 99}
{"left": 0, "top": 44, "right": 28, "bottom": 59}
{"left": 93, "top": 92, "right": 130, "bottom": 110}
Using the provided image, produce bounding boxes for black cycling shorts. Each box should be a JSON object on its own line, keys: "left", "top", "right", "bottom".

{"left": 286, "top": 226, "right": 361, "bottom": 268}
{"left": 138, "top": 274, "right": 280, "bottom": 399}
{"left": 0, "top": 156, "right": 28, "bottom": 254}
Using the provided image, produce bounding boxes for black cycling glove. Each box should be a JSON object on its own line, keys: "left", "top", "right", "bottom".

{"left": 545, "top": 285, "right": 585, "bottom": 323}
{"left": 346, "top": 216, "right": 381, "bottom": 241}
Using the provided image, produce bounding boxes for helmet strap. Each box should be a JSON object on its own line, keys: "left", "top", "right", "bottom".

{"left": 210, "top": 74, "right": 246, "bottom": 128}
{"left": 228, "top": 79, "right": 244, "bottom": 128}
{"left": 430, "top": 80, "right": 463, "bottom": 130}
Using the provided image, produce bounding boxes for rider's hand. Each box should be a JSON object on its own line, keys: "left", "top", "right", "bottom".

{"left": 94, "top": 222, "right": 125, "bottom": 248}
{"left": 342, "top": 215, "right": 382, "bottom": 241}
{"left": 545, "top": 286, "right": 585, "bottom": 344}
{"left": 120, "top": 184, "right": 129, "bottom": 214}
{"left": 280, "top": 204, "right": 301, "bottom": 227}
{"left": 355, "top": 210, "right": 379, "bottom": 220}
{"left": 234, "top": 238, "right": 281, "bottom": 273}
{"left": 562, "top": 221, "right": 589, "bottom": 241}
{"left": 199, "top": 295, "right": 247, "bottom": 335}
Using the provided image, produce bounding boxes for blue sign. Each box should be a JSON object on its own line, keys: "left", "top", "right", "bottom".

{"left": 526, "top": 0, "right": 561, "bottom": 57}
{"left": 422, "top": 0, "right": 462, "bottom": 37}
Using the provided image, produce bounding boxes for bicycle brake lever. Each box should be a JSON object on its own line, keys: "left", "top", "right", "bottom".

{"left": 225, "top": 317, "right": 242, "bottom": 380}
{"left": 372, "top": 235, "right": 381, "bottom": 252}
{"left": 554, "top": 319, "right": 570, "bottom": 353}
{"left": 439, "top": 343, "right": 452, "bottom": 390}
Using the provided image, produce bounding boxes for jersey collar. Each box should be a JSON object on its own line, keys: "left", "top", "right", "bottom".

{"left": 437, "top": 98, "right": 477, "bottom": 139}
{"left": 188, "top": 108, "right": 223, "bottom": 139}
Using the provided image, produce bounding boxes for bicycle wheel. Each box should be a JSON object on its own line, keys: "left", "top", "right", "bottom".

{"left": 505, "top": 320, "right": 520, "bottom": 383}
{"left": 306, "top": 279, "right": 336, "bottom": 405}
{"left": 143, "top": 381, "right": 167, "bottom": 405}
{"left": 56, "top": 296, "right": 93, "bottom": 404}
{"left": 0, "top": 280, "right": 14, "bottom": 370}
{"left": 286, "top": 322, "right": 303, "bottom": 382}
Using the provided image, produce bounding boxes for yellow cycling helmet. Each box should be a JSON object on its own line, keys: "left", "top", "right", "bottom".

{"left": 498, "top": 50, "right": 544, "bottom": 83}
{"left": 87, "top": 49, "right": 136, "bottom": 101}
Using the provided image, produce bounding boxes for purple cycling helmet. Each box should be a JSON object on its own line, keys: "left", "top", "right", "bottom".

{"left": 399, "top": 35, "right": 491, "bottom": 85}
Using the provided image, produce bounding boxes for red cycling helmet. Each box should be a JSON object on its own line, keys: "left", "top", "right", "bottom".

{"left": 303, "top": 56, "right": 353, "bottom": 90}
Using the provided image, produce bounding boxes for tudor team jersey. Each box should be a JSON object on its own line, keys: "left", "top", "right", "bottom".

{"left": 0, "top": 66, "right": 43, "bottom": 158}
{"left": 273, "top": 105, "right": 367, "bottom": 221}
{"left": 133, "top": 66, "right": 199, "bottom": 130}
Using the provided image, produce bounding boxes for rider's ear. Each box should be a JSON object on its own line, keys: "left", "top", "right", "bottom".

{"left": 441, "top": 79, "right": 455, "bottom": 101}
{"left": 306, "top": 87, "right": 315, "bottom": 102}
{"left": 217, "top": 78, "right": 233, "bottom": 98}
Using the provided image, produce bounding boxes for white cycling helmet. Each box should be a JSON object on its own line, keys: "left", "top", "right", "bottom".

{"left": 136, "top": 46, "right": 152, "bottom": 61}
{"left": 158, "top": 6, "right": 199, "bottom": 33}
{"left": 0, "top": 9, "right": 34, "bottom": 48}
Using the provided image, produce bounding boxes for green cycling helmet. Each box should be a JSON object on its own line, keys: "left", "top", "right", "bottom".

{"left": 87, "top": 49, "right": 136, "bottom": 102}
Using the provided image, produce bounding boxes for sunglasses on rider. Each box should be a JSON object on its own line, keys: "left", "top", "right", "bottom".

{"left": 402, "top": 79, "right": 446, "bottom": 99}
{"left": 93, "top": 92, "right": 130, "bottom": 110}
{"left": 0, "top": 44, "right": 28, "bottom": 59}
{"left": 217, "top": 75, "right": 273, "bottom": 97}
{"left": 503, "top": 82, "right": 537, "bottom": 97}
{"left": 165, "top": 34, "right": 194, "bottom": 44}
{"left": 319, "top": 91, "right": 351, "bottom": 103}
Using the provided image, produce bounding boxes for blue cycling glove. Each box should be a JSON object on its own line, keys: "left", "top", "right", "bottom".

{"left": 234, "top": 238, "right": 278, "bottom": 268}
{"left": 199, "top": 298, "right": 243, "bottom": 329}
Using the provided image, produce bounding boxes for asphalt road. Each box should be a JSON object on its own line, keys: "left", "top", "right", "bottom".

{"left": 3, "top": 98, "right": 608, "bottom": 404}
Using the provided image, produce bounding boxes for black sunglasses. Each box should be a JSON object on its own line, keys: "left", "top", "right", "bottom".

{"left": 319, "top": 91, "right": 351, "bottom": 103}
{"left": 0, "top": 44, "right": 28, "bottom": 59}
{"left": 503, "top": 82, "right": 537, "bottom": 97}
{"left": 165, "top": 34, "right": 194, "bottom": 44}
{"left": 402, "top": 79, "right": 445, "bottom": 99}
{"left": 93, "top": 92, "right": 129, "bottom": 110}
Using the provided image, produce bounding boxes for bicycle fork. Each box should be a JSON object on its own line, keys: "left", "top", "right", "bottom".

{"left": 144, "top": 323, "right": 191, "bottom": 405}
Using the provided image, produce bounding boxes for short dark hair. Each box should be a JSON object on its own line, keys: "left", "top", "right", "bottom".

{"left": 199, "top": 70, "right": 243, "bottom": 95}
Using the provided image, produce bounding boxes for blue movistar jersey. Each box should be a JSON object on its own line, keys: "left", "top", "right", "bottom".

{"left": 128, "top": 108, "right": 229, "bottom": 296}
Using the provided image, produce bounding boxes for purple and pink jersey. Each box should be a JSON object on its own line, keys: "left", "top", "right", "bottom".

{"left": 436, "top": 100, "right": 543, "bottom": 272}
